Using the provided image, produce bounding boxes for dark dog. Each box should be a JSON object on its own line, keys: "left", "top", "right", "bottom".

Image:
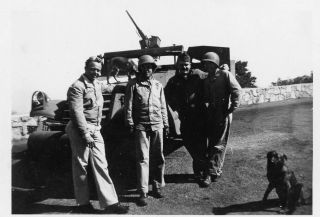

{"left": 107, "top": 57, "right": 137, "bottom": 84}
{"left": 263, "top": 151, "right": 305, "bottom": 214}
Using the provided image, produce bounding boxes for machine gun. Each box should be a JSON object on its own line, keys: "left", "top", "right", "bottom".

{"left": 126, "top": 10, "right": 161, "bottom": 49}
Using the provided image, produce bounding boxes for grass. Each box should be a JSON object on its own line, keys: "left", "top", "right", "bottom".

{"left": 11, "top": 98, "right": 313, "bottom": 214}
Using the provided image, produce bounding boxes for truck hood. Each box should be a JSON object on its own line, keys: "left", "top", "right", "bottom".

{"left": 30, "top": 99, "right": 68, "bottom": 120}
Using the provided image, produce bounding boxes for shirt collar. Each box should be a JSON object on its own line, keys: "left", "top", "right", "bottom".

{"left": 138, "top": 76, "right": 154, "bottom": 86}
{"left": 82, "top": 74, "right": 97, "bottom": 88}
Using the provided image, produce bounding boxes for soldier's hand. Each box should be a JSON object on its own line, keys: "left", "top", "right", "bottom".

{"left": 164, "top": 127, "right": 170, "bottom": 139}
{"left": 224, "top": 108, "right": 234, "bottom": 119}
{"left": 84, "top": 134, "right": 95, "bottom": 149}
{"left": 220, "top": 64, "right": 230, "bottom": 71}
{"left": 227, "top": 107, "right": 235, "bottom": 116}
{"left": 129, "top": 125, "right": 135, "bottom": 135}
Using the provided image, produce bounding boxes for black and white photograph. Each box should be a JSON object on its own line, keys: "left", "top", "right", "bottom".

{"left": 3, "top": 0, "right": 319, "bottom": 215}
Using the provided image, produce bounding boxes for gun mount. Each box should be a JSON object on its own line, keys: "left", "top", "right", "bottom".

{"left": 126, "top": 10, "right": 161, "bottom": 49}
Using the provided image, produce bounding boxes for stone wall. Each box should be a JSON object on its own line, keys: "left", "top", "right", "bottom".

{"left": 239, "top": 83, "right": 313, "bottom": 106}
{"left": 11, "top": 83, "right": 313, "bottom": 140}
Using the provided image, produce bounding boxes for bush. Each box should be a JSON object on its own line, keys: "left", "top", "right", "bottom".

{"left": 272, "top": 72, "right": 313, "bottom": 86}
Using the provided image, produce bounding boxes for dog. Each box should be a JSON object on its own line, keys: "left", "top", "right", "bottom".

{"left": 263, "top": 151, "right": 305, "bottom": 214}
{"left": 107, "top": 57, "right": 137, "bottom": 84}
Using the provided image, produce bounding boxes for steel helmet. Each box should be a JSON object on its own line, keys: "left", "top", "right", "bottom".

{"left": 201, "top": 52, "right": 220, "bottom": 67}
{"left": 138, "top": 55, "right": 157, "bottom": 70}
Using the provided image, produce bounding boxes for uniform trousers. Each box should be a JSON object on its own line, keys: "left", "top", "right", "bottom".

{"left": 66, "top": 122, "right": 118, "bottom": 209}
{"left": 135, "top": 128, "right": 165, "bottom": 194}
{"left": 180, "top": 117, "right": 207, "bottom": 176}
{"left": 206, "top": 113, "right": 232, "bottom": 177}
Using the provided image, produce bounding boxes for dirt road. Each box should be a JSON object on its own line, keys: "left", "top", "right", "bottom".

{"left": 12, "top": 98, "right": 313, "bottom": 214}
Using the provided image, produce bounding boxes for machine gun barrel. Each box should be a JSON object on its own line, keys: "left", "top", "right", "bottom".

{"left": 104, "top": 45, "right": 183, "bottom": 59}
{"left": 126, "top": 10, "right": 148, "bottom": 41}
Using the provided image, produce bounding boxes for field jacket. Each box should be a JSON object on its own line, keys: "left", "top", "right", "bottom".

{"left": 165, "top": 73, "right": 206, "bottom": 122}
{"left": 67, "top": 74, "right": 112, "bottom": 137}
{"left": 203, "top": 69, "right": 242, "bottom": 123}
{"left": 124, "top": 77, "right": 169, "bottom": 131}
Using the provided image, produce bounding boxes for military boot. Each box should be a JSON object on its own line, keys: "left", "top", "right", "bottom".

{"left": 151, "top": 187, "right": 164, "bottom": 199}
{"left": 72, "top": 203, "right": 96, "bottom": 214}
{"left": 137, "top": 193, "right": 148, "bottom": 206}
{"left": 102, "top": 203, "right": 129, "bottom": 214}
{"left": 200, "top": 175, "right": 211, "bottom": 188}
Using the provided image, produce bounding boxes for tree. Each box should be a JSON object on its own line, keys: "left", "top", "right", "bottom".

{"left": 271, "top": 72, "right": 313, "bottom": 86}
{"left": 235, "top": 61, "right": 257, "bottom": 88}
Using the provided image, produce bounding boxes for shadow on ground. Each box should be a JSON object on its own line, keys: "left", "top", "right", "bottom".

{"left": 11, "top": 140, "right": 184, "bottom": 214}
{"left": 164, "top": 174, "right": 195, "bottom": 184}
{"left": 212, "top": 199, "right": 280, "bottom": 214}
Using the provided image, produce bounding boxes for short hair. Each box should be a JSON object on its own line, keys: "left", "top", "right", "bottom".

{"left": 85, "top": 55, "right": 103, "bottom": 68}
{"left": 177, "top": 52, "right": 191, "bottom": 63}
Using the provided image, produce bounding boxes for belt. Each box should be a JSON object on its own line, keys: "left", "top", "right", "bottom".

{"left": 87, "top": 123, "right": 101, "bottom": 131}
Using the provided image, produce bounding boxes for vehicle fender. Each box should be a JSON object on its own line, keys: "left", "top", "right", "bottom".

{"left": 27, "top": 131, "right": 70, "bottom": 162}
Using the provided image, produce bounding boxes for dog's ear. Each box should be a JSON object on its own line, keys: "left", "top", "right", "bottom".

{"left": 267, "top": 153, "right": 271, "bottom": 160}
{"left": 267, "top": 151, "right": 274, "bottom": 158}
{"left": 267, "top": 151, "right": 277, "bottom": 159}
{"left": 282, "top": 154, "right": 287, "bottom": 160}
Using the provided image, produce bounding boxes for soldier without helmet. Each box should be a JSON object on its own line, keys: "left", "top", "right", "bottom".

{"left": 65, "top": 56, "right": 129, "bottom": 214}
{"left": 165, "top": 52, "right": 207, "bottom": 185}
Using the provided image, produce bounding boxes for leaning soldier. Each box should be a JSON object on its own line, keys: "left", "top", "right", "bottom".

{"left": 201, "top": 52, "right": 241, "bottom": 187}
{"left": 65, "top": 56, "right": 129, "bottom": 214}
{"left": 124, "top": 55, "right": 169, "bottom": 206}
{"left": 165, "top": 52, "right": 207, "bottom": 185}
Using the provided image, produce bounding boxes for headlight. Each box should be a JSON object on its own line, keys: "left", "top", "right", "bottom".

{"left": 31, "top": 91, "right": 50, "bottom": 108}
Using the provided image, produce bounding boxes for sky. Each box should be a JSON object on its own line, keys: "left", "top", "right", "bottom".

{"left": 5, "top": 0, "right": 320, "bottom": 114}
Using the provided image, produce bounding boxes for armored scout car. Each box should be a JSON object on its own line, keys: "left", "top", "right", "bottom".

{"left": 28, "top": 45, "right": 233, "bottom": 185}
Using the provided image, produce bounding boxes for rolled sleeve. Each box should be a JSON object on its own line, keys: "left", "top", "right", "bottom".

{"left": 67, "top": 86, "right": 89, "bottom": 137}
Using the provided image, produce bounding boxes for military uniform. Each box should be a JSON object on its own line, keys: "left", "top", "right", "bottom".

{"left": 165, "top": 71, "right": 207, "bottom": 177}
{"left": 66, "top": 74, "right": 119, "bottom": 209}
{"left": 203, "top": 69, "right": 241, "bottom": 177}
{"left": 124, "top": 77, "right": 168, "bottom": 195}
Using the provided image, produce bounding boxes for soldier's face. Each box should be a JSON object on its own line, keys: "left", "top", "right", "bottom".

{"left": 177, "top": 61, "right": 191, "bottom": 78}
{"left": 140, "top": 63, "right": 154, "bottom": 79}
{"left": 202, "top": 61, "right": 218, "bottom": 74}
{"left": 85, "top": 62, "right": 102, "bottom": 81}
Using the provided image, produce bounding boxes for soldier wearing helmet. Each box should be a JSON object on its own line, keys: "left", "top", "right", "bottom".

{"left": 201, "top": 52, "right": 241, "bottom": 187}
{"left": 165, "top": 52, "right": 207, "bottom": 186}
{"left": 124, "top": 55, "right": 169, "bottom": 206}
